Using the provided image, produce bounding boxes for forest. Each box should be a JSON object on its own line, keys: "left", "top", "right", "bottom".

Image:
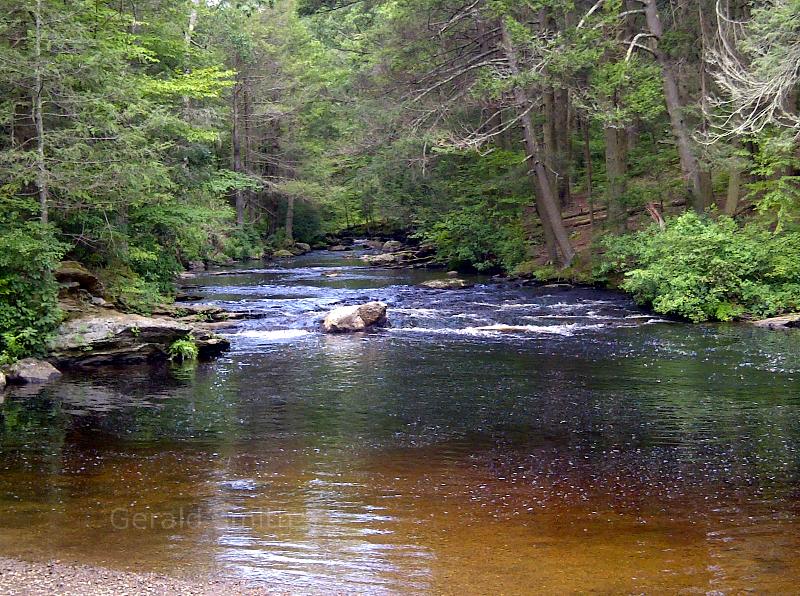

{"left": 1, "top": 0, "right": 799, "bottom": 362}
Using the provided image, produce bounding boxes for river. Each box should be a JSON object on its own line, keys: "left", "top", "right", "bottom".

{"left": 1, "top": 247, "right": 799, "bottom": 594}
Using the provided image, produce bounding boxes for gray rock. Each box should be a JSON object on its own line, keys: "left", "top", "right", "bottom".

{"left": 446, "top": 270, "right": 460, "bottom": 278}
{"left": 294, "top": 242, "right": 311, "bottom": 254}
{"left": 4, "top": 358, "right": 62, "bottom": 385}
{"left": 323, "top": 302, "right": 388, "bottom": 333}
{"left": 49, "top": 312, "right": 229, "bottom": 366}
{"left": 421, "top": 278, "right": 472, "bottom": 290}
{"left": 0, "top": 372, "right": 5, "bottom": 391}
{"left": 360, "top": 251, "right": 416, "bottom": 266}
{"left": 328, "top": 244, "right": 350, "bottom": 252}
{"left": 752, "top": 314, "right": 800, "bottom": 330}
{"left": 187, "top": 260, "right": 206, "bottom": 272}
{"left": 365, "top": 240, "right": 385, "bottom": 250}
{"left": 382, "top": 240, "right": 405, "bottom": 253}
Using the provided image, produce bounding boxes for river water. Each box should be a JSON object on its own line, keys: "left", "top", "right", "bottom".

{"left": 1, "top": 248, "right": 799, "bottom": 594}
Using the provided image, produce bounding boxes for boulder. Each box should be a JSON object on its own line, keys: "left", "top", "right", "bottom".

{"left": 294, "top": 242, "right": 311, "bottom": 254}
{"left": 446, "top": 270, "right": 460, "bottom": 278}
{"left": 421, "top": 278, "right": 472, "bottom": 290}
{"left": 4, "top": 358, "right": 62, "bottom": 385}
{"left": 49, "top": 312, "right": 230, "bottom": 366}
{"left": 187, "top": 260, "right": 206, "bottom": 272}
{"left": 55, "top": 261, "right": 104, "bottom": 296}
{"left": 323, "top": 302, "right": 388, "bottom": 333}
{"left": 752, "top": 314, "right": 800, "bottom": 330}
{"left": 382, "top": 240, "right": 405, "bottom": 253}
{"left": 273, "top": 249, "right": 295, "bottom": 258}
{"left": 328, "top": 245, "right": 350, "bottom": 252}
{"left": 0, "top": 372, "right": 5, "bottom": 391}
{"left": 365, "top": 240, "right": 385, "bottom": 250}
{"left": 361, "top": 251, "right": 416, "bottom": 266}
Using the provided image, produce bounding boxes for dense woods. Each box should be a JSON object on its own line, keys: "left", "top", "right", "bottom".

{"left": 1, "top": 0, "right": 799, "bottom": 361}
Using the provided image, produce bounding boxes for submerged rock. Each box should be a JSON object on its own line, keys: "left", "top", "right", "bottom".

{"left": 752, "top": 314, "right": 800, "bottom": 330}
{"left": 328, "top": 244, "right": 350, "bottom": 252}
{"left": 421, "top": 278, "right": 472, "bottom": 290}
{"left": 3, "top": 358, "right": 62, "bottom": 385}
{"left": 272, "top": 249, "right": 295, "bottom": 258}
{"left": 49, "top": 312, "right": 229, "bottom": 366}
{"left": 323, "top": 302, "right": 388, "bottom": 333}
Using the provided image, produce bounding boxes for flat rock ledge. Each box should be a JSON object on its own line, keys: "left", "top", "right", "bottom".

{"left": 323, "top": 302, "right": 388, "bottom": 333}
{"left": 752, "top": 313, "right": 800, "bottom": 330}
{"left": 0, "top": 557, "right": 272, "bottom": 596}
{"left": 49, "top": 311, "right": 230, "bottom": 367}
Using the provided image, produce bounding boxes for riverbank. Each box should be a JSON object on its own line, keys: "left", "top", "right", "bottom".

{"left": 0, "top": 558, "right": 274, "bottom": 595}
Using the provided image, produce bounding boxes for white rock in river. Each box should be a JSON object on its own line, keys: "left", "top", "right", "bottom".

{"left": 421, "top": 278, "right": 472, "bottom": 290}
{"left": 323, "top": 302, "right": 388, "bottom": 333}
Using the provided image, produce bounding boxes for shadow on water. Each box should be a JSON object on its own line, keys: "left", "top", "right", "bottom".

{"left": 1, "top": 249, "right": 800, "bottom": 593}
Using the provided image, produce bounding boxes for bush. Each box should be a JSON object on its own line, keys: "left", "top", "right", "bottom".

{"left": 0, "top": 223, "right": 68, "bottom": 363}
{"left": 600, "top": 213, "right": 800, "bottom": 322}
{"left": 420, "top": 206, "right": 526, "bottom": 272}
{"left": 168, "top": 336, "right": 199, "bottom": 362}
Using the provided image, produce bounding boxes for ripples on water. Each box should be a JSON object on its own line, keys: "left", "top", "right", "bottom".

{"left": 1, "top": 249, "right": 799, "bottom": 593}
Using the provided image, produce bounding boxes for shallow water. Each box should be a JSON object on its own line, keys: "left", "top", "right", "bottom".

{"left": 1, "top": 249, "right": 799, "bottom": 594}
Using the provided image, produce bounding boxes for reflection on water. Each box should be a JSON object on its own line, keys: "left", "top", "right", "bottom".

{"left": 1, "top": 250, "right": 800, "bottom": 594}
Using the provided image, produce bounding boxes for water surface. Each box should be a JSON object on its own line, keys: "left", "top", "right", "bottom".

{"left": 1, "top": 249, "right": 799, "bottom": 594}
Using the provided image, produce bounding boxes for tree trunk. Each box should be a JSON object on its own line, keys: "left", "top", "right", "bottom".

{"left": 724, "top": 166, "right": 741, "bottom": 216}
{"left": 232, "top": 74, "right": 245, "bottom": 227}
{"left": 643, "top": 0, "right": 711, "bottom": 213}
{"left": 285, "top": 195, "right": 294, "bottom": 241}
{"left": 604, "top": 125, "right": 628, "bottom": 232}
{"left": 33, "top": 0, "right": 48, "bottom": 224}
{"left": 554, "top": 87, "right": 571, "bottom": 206}
{"left": 500, "top": 22, "right": 575, "bottom": 267}
{"left": 183, "top": 0, "right": 199, "bottom": 113}
{"left": 582, "top": 118, "right": 595, "bottom": 230}
{"left": 542, "top": 88, "right": 558, "bottom": 196}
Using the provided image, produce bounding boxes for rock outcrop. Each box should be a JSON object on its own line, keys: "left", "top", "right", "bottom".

{"left": 55, "top": 261, "right": 104, "bottom": 296}
{"left": 420, "top": 279, "right": 472, "bottom": 290}
{"left": 3, "top": 358, "right": 62, "bottom": 384}
{"left": 361, "top": 252, "right": 413, "bottom": 266}
{"left": 323, "top": 302, "right": 388, "bottom": 333}
{"left": 49, "top": 312, "right": 230, "bottom": 367}
{"left": 382, "top": 240, "right": 405, "bottom": 253}
{"left": 752, "top": 314, "right": 800, "bottom": 330}
{"left": 294, "top": 242, "right": 311, "bottom": 254}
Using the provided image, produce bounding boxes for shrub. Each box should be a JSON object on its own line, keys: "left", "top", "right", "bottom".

{"left": 600, "top": 213, "right": 800, "bottom": 322}
{"left": 420, "top": 206, "right": 526, "bottom": 272}
{"left": 0, "top": 223, "right": 68, "bottom": 363}
{"left": 168, "top": 336, "right": 199, "bottom": 362}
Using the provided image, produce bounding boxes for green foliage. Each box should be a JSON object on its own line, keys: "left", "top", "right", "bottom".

{"left": 168, "top": 336, "right": 199, "bottom": 362}
{"left": 420, "top": 206, "right": 526, "bottom": 272}
{"left": 0, "top": 223, "right": 68, "bottom": 363}
{"left": 601, "top": 213, "right": 800, "bottom": 322}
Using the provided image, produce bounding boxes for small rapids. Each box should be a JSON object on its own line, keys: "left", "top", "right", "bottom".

{"left": 191, "top": 249, "right": 668, "bottom": 349}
